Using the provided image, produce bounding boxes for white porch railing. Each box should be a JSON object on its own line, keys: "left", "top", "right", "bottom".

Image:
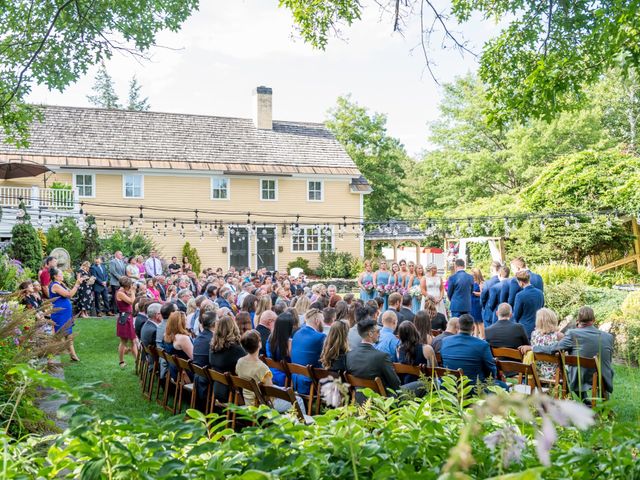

{"left": 0, "top": 186, "right": 79, "bottom": 211}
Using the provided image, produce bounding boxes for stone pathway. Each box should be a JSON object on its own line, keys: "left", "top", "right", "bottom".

{"left": 36, "top": 358, "right": 68, "bottom": 432}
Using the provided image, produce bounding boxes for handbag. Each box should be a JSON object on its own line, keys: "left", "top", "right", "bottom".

{"left": 117, "top": 312, "right": 129, "bottom": 325}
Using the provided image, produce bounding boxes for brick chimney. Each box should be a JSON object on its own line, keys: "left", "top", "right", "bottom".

{"left": 252, "top": 86, "right": 272, "bottom": 130}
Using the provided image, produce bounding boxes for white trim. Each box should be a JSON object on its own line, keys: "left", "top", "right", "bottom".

{"left": 359, "top": 193, "right": 364, "bottom": 257}
{"left": 122, "top": 174, "right": 144, "bottom": 199}
{"left": 307, "top": 179, "right": 324, "bottom": 202}
{"left": 254, "top": 225, "right": 278, "bottom": 271}
{"left": 259, "top": 178, "right": 278, "bottom": 201}
{"left": 290, "top": 224, "right": 333, "bottom": 253}
{"left": 72, "top": 173, "right": 96, "bottom": 198}
{"left": 210, "top": 176, "right": 230, "bottom": 201}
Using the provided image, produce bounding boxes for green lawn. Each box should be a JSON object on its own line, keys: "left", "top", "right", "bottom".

{"left": 63, "top": 318, "right": 640, "bottom": 423}
{"left": 63, "top": 317, "right": 166, "bottom": 419}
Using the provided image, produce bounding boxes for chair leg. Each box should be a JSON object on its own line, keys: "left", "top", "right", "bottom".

{"left": 307, "top": 385, "right": 314, "bottom": 416}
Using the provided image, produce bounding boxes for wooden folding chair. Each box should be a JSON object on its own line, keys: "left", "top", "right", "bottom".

{"left": 343, "top": 374, "right": 386, "bottom": 403}
{"left": 260, "top": 355, "right": 290, "bottom": 387}
{"left": 259, "top": 383, "right": 309, "bottom": 423}
{"left": 141, "top": 345, "right": 160, "bottom": 401}
{"left": 206, "top": 369, "right": 233, "bottom": 420}
{"left": 175, "top": 357, "right": 196, "bottom": 412}
{"left": 533, "top": 352, "right": 563, "bottom": 397}
{"left": 158, "top": 351, "right": 180, "bottom": 413}
{"left": 310, "top": 367, "right": 340, "bottom": 414}
{"left": 431, "top": 329, "right": 443, "bottom": 337}
{"left": 135, "top": 343, "right": 143, "bottom": 377}
{"left": 496, "top": 360, "right": 542, "bottom": 395}
{"left": 491, "top": 347, "right": 523, "bottom": 361}
{"left": 560, "top": 354, "right": 606, "bottom": 407}
{"left": 227, "top": 375, "right": 264, "bottom": 429}
{"left": 190, "top": 363, "right": 212, "bottom": 414}
{"left": 393, "top": 362, "right": 423, "bottom": 378}
{"left": 420, "top": 364, "right": 464, "bottom": 380}
{"left": 435, "top": 352, "right": 443, "bottom": 366}
{"left": 285, "top": 362, "right": 315, "bottom": 414}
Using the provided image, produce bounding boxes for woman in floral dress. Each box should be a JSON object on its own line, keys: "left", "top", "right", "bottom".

{"left": 530, "top": 308, "right": 564, "bottom": 380}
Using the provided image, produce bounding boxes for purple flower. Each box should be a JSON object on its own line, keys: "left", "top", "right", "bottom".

{"left": 535, "top": 416, "right": 557, "bottom": 466}
{"left": 483, "top": 425, "right": 526, "bottom": 467}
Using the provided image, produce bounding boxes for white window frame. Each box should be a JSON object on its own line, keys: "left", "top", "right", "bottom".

{"left": 307, "top": 179, "right": 324, "bottom": 202}
{"left": 122, "top": 174, "right": 144, "bottom": 199}
{"left": 290, "top": 225, "right": 333, "bottom": 253}
{"left": 211, "top": 176, "right": 230, "bottom": 200}
{"left": 72, "top": 173, "right": 96, "bottom": 198}
{"left": 260, "top": 178, "right": 278, "bottom": 201}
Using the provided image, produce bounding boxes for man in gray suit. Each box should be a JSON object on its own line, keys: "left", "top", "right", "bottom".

{"left": 346, "top": 317, "right": 401, "bottom": 395}
{"left": 520, "top": 306, "right": 614, "bottom": 396}
{"left": 108, "top": 251, "right": 126, "bottom": 313}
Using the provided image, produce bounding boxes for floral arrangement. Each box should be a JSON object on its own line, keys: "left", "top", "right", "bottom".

{"left": 384, "top": 284, "right": 396, "bottom": 294}
{"left": 363, "top": 281, "right": 374, "bottom": 293}
{"left": 376, "top": 284, "right": 387, "bottom": 295}
{"left": 409, "top": 285, "right": 422, "bottom": 298}
{"left": 397, "top": 287, "right": 408, "bottom": 296}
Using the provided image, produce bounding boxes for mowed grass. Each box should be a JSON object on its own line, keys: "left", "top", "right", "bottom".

{"left": 63, "top": 317, "right": 166, "bottom": 419}
{"left": 63, "top": 318, "right": 640, "bottom": 423}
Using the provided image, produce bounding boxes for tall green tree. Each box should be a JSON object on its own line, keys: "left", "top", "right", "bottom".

{"left": 281, "top": 1, "right": 640, "bottom": 124}
{"left": 9, "top": 203, "right": 42, "bottom": 272}
{"left": 127, "top": 76, "right": 150, "bottom": 111}
{"left": 0, "top": 1, "right": 198, "bottom": 146}
{"left": 326, "top": 96, "right": 414, "bottom": 221}
{"left": 87, "top": 63, "right": 121, "bottom": 109}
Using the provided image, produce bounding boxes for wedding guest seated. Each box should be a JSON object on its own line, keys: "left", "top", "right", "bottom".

{"left": 484, "top": 303, "right": 529, "bottom": 350}
{"left": 163, "top": 311, "right": 193, "bottom": 381}
{"left": 175, "top": 289, "right": 192, "bottom": 313}
{"left": 235, "top": 311, "right": 253, "bottom": 335}
{"left": 321, "top": 307, "right": 336, "bottom": 334}
{"left": 379, "top": 293, "right": 403, "bottom": 325}
{"left": 346, "top": 317, "right": 401, "bottom": 395}
{"left": 413, "top": 310, "right": 435, "bottom": 345}
{"left": 320, "top": 320, "right": 350, "bottom": 372}
{"left": 520, "top": 306, "right": 614, "bottom": 396}
{"left": 291, "top": 308, "right": 326, "bottom": 395}
{"left": 423, "top": 296, "right": 447, "bottom": 331}
{"left": 348, "top": 304, "right": 376, "bottom": 350}
{"left": 266, "top": 311, "right": 295, "bottom": 386}
{"left": 256, "top": 310, "right": 276, "bottom": 356}
{"left": 397, "top": 321, "right": 436, "bottom": 384}
{"left": 134, "top": 298, "right": 153, "bottom": 340}
{"left": 431, "top": 317, "right": 459, "bottom": 355}
{"left": 140, "top": 303, "right": 162, "bottom": 349}
{"left": 375, "top": 311, "right": 400, "bottom": 362}
{"left": 528, "top": 308, "right": 564, "bottom": 381}
{"left": 209, "top": 315, "right": 246, "bottom": 402}
{"left": 343, "top": 293, "right": 355, "bottom": 305}
{"left": 440, "top": 314, "right": 500, "bottom": 386}
{"left": 397, "top": 294, "right": 415, "bottom": 323}
{"left": 192, "top": 310, "right": 216, "bottom": 405}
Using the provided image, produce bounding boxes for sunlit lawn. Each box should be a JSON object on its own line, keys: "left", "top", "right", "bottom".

{"left": 63, "top": 318, "right": 640, "bottom": 423}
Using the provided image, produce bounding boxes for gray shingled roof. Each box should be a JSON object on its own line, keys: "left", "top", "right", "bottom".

{"left": 0, "top": 106, "right": 361, "bottom": 174}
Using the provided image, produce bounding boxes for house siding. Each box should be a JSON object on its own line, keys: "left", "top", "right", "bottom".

{"left": 1, "top": 171, "right": 362, "bottom": 271}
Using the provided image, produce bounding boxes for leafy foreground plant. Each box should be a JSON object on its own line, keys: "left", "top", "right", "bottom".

{"left": 2, "top": 369, "right": 640, "bottom": 479}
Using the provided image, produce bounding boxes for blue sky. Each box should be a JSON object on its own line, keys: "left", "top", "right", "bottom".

{"left": 27, "top": 1, "right": 501, "bottom": 156}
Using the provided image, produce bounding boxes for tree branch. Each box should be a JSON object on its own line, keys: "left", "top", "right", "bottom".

{"left": 423, "top": 0, "right": 476, "bottom": 58}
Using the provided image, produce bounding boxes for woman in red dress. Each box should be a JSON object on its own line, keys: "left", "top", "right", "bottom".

{"left": 115, "top": 276, "right": 137, "bottom": 369}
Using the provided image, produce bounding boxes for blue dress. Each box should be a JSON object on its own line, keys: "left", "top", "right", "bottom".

{"left": 410, "top": 276, "right": 422, "bottom": 313}
{"left": 49, "top": 282, "right": 73, "bottom": 335}
{"left": 375, "top": 270, "right": 391, "bottom": 310}
{"left": 360, "top": 272, "right": 374, "bottom": 301}
{"left": 265, "top": 339, "right": 288, "bottom": 386}
{"left": 470, "top": 282, "right": 483, "bottom": 323}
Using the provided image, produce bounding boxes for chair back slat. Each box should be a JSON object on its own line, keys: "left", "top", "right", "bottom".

{"left": 560, "top": 354, "right": 604, "bottom": 407}
{"left": 344, "top": 373, "right": 386, "bottom": 401}
{"left": 286, "top": 362, "right": 313, "bottom": 379}
{"left": 228, "top": 375, "right": 264, "bottom": 406}
{"left": 420, "top": 365, "right": 463, "bottom": 378}
{"left": 491, "top": 347, "right": 523, "bottom": 361}
{"left": 393, "top": 363, "right": 422, "bottom": 377}
{"left": 496, "top": 360, "right": 542, "bottom": 394}
{"left": 259, "top": 384, "right": 307, "bottom": 422}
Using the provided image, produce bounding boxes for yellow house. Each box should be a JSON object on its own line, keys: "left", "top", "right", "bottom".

{"left": 0, "top": 86, "right": 371, "bottom": 271}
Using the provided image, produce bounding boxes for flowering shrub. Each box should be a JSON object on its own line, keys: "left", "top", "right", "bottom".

{"left": 2, "top": 369, "right": 638, "bottom": 479}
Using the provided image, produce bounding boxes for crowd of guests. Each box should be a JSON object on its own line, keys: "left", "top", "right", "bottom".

{"left": 16, "top": 251, "right": 614, "bottom": 404}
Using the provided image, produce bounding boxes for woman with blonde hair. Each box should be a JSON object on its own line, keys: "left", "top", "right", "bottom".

{"left": 255, "top": 295, "right": 272, "bottom": 324}
{"left": 530, "top": 308, "right": 564, "bottom": 380}
{"left": 409, "top": 264, "right": 425, "bottom": 313}
{"left": 320, "top": 320, "right": 349, "bottom": 371}
{"left": 294, "top": 294, "right": 311, "bottom": 325}
{"left": 357, "top": 259, "right": 375, "bottom": 301}
{"left": 422, "top": 263, "right": 446, "bottom": 317}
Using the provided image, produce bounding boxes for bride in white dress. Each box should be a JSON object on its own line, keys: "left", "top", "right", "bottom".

{"left": 421, "top": 264, "right": 447, "bottom": 318}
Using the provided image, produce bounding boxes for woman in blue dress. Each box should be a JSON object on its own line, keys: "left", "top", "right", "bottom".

{"left": 410, "top": 264, "right": 425, "bottom": 313}
{"left": 470, "top": 268, "right": 485, "bottom": 338}
{"left": 357, "top": 260, "right": 375, "bottom": 301}
{"left": 266, "top": 311, "right": 295, "bottom": 386}
{"left": 49, "top": 268, "right": 82, "bottom": 361}
{"left": 373, "top": 259, "right": 391, "bottom": 310}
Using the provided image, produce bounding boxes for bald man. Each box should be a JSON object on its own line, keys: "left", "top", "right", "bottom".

{"left": 256, "top": 310, "right": 277, "bottom": 356}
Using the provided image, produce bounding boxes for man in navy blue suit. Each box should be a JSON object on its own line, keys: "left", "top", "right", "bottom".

{"left": 481, "top": 261, "right": 502, "bottom": 328}
{"left": 440, "top": 314, "right": 498, "bottom": 384}
{"left": 90, "top": 256, "right": 111, "bottom": 316}
{"left": 446, "top": 259, "right": 474, "bottom": 317}
{"left": 487, "top": 266, "right": 511, "bottom": 324}
{"left": 513, "top": 271, "right": 545, "bottom": 338}
{"left": 507, "top": 257, "right": 544, "bottom": 307}
{"left": 291, "top": 308, "right": 326, "bottom": 395}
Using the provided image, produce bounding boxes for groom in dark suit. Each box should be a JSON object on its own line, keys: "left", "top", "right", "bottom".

{"left": 446, "top": 259, "right": 475, "bottom": 318}
{"left": 481, "top": 261, "right": 502, "bottom": 328}
{"left": 90, "top": 256, "right": 111, "bottom": 316}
